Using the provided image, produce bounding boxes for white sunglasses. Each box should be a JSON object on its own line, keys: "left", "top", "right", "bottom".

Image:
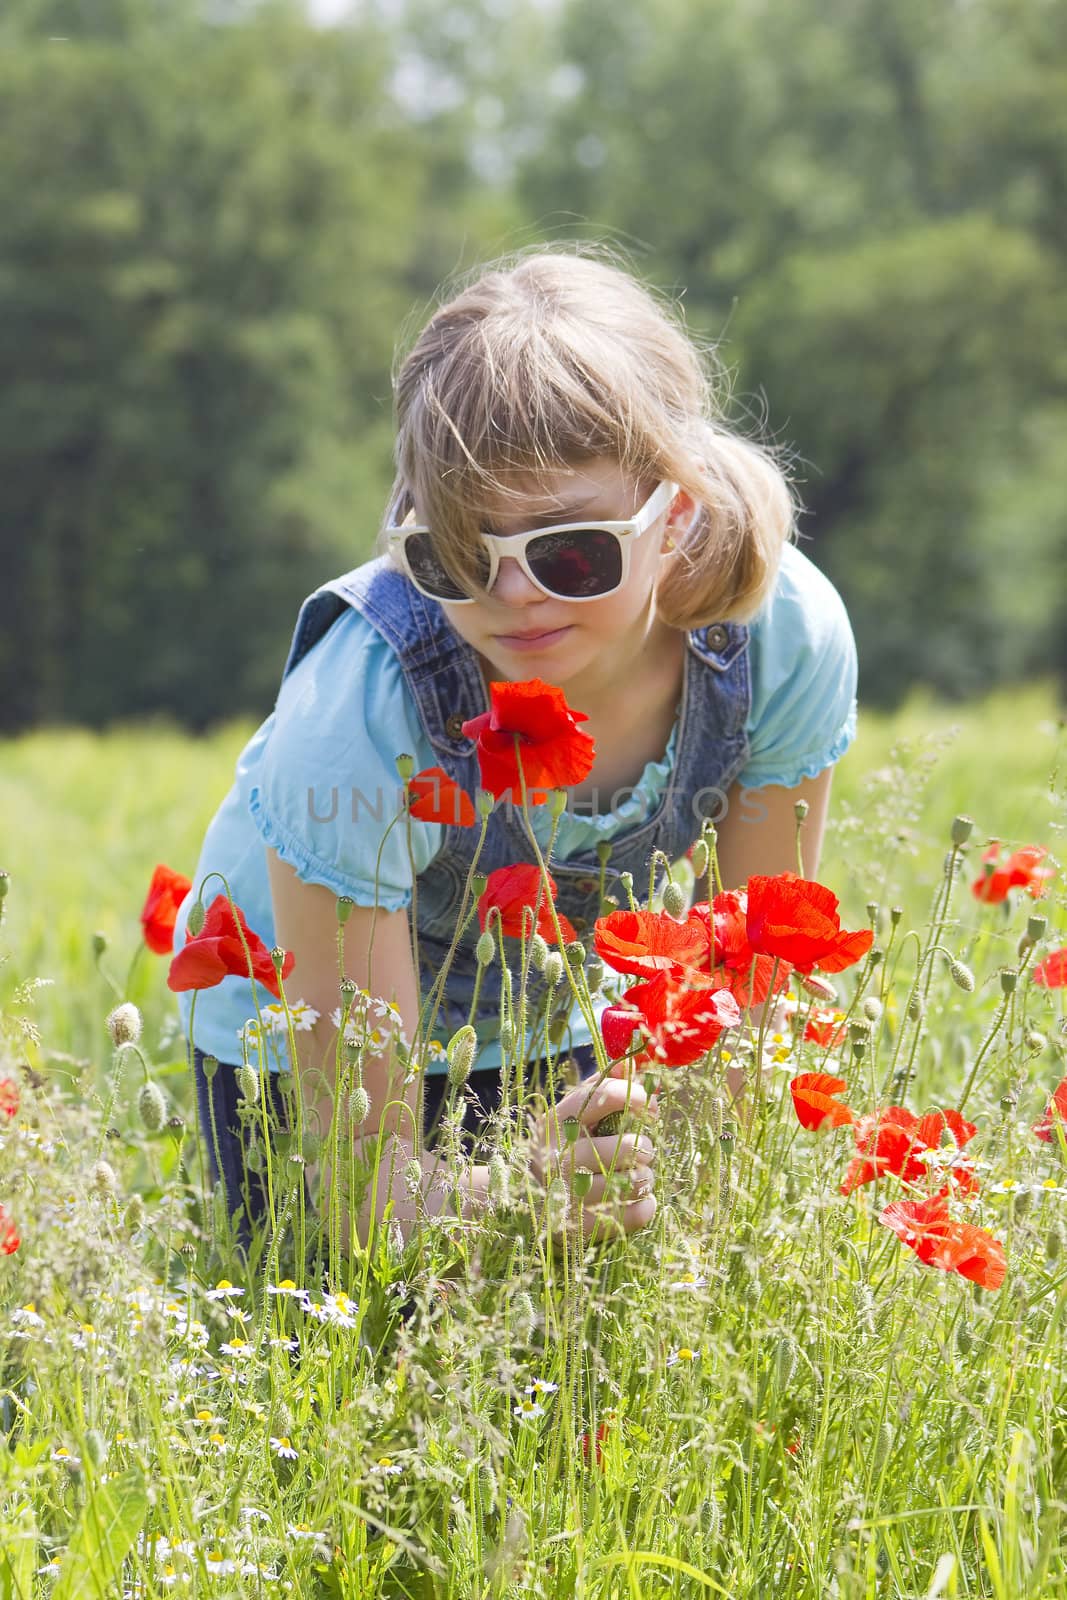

{"left": 386, "top": 480, "right": 679, "bottom": 604}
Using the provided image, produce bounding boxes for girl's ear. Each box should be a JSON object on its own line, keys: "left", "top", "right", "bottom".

{"left": 661, "top": 488, "right": 699, "bottom": 552}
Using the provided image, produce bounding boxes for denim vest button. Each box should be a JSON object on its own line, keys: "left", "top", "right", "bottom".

{"left": 445, "top": 714, "right": 467, "bottom": 740}
{"left": 706, "top": 624, "right": 729, "bottom": 652}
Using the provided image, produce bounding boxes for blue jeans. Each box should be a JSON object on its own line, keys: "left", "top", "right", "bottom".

{"left": 192, "top": 1043, "right": 600, "bottom": 1244}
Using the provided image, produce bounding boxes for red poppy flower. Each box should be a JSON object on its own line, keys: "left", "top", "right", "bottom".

{"left": 600, "top": 1002, "right": 643, "bottom": 1059}
{"left": 0, "top": 1204, "right": 19, "bottom": 1256}
{"left": 141, "top": 863, "right": 193, "bottom": 956}
{"left": 789, "top": 1072, "right": 855, "bottom": 1131}
{"left": 745, "top": 873, "right": 873, "bottom": 975}
{"left": 406, "top": 767, "right": 475, "bottom": 827}
{"left": 1033, "top": 947, "right": 1067, "bottom": 989}
{"left": 841, "top": 1106, "right": 978, "bottom": 1195}
{"left": 167, "top": 894, "right": 294, "bottom": 1000}
{"left": 0, "top": 1076, "right": 19, "bottom": 1120}
{"left": 619, "top": 972, "right": 741, "bottom": 1069}
{"left": 477, "top": 864, "right": 576, "bottom": 944}
{"left": 879, "top": 1193, "right": 1006, "bottom": 1291}
{"left": 971, "top": 841, "right": 1054, "bottom": 905}
{"left": 593, "top": 908, "right": 709, "bottom": 980}
{"left": 1033, "top": 1078, "right": 1067, "bottom": 1143}
{"left": 461, "top": 679, "right": 595, "bottom": 804}
{"left": 580, "top": 1421, "right": 610, "bottom": 1468}
{"left": 689, "top": 890, "right": 793, "bottom": 1007}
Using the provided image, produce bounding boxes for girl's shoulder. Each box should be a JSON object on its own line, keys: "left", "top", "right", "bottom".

{"left": 749, "top": 539, "right": 852, "bottom": 642}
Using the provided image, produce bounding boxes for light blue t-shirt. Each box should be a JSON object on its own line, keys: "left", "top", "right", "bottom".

{"left": 173, "top": 541, "right": 857, "bottom": 1070}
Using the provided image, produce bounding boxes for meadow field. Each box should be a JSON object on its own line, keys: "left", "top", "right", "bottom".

{"left": 1, "top": 682, "right": 1065, "bottom": 1598}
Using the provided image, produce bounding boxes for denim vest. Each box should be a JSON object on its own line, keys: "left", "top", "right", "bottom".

{"left": 281, "top": 558, "right": 751, "bottom": 1040}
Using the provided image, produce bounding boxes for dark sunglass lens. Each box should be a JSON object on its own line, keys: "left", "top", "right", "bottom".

{"left": 404, "top": 532, "right": 481, "bottom": 601}
{"left": 527, "top": 529, "right": 623, "bottom": 597}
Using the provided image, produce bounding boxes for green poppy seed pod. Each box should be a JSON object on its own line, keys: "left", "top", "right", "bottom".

{"left": 246, "top": 1139, "right": 263, "bottom": 1173}
{"left": 123, "top": 1193, "right": 146, "bottom": 1235}
{"left": 1024, "top": 1028, "right": 1047, "bottom": 1052}
{"left": 337, "top": 895, "right": 354, "bottom": 926}
{"left": 0, "top": 870, "right": 8, "bottom": 900}
{"left": 106, "top": 1003, "right": 142, "bottom": 1048}
{"left": 395, "top": 752, "right": 414, "bottom": 782}
{"left": 585, "top": 956, "right": 605, "bottom": 993}
{"left": 862, "top": 997, "right": 883, "bottom": 1022}
{"left": 662, "top": 880, "right": 688, "bottom": 919}
{"left": 201, "top": 1054, "right": 219, "bottom": 1081}
{"left": 689, "top": 839, "right": 709, "bottom": 878}
{"left": 562, "top": 1116, "right": 581, "bottom": 1145}
{"left": 890, "top": 906, "right": 904, "bottom": 926}
{"left": 866, "top": 901, "right": 880, "bottom": 924}
{"left": 276, "top": 1070, "right": 294, "bottom": 1099}
{"left": 529, "top": 933, "right": 549, "bottom": 972}
{"left": 477, "top": 790, "right": 495, "bottom": 820}
{"left": 447, "top": 1024, "right": 477, "bottom": 1087}
{"left": 849, "top": 1020, "right": 870, "bottom": 1057}
{"left": 137, "top": 1080, "right": 167, "bottom": 1132}
{"left": 593, "top": 1109, "right": 626, "bottom": 1137}
{"left": 487, "top": 1151, "right": 510, "bottom": 1209}
{"left": 543, "top": 952, "right": 564, "bottom": 989}
{"left": 237, "top": 1063, "right": 260, "bottom": 1105}
{"left": 1046, "top": 1222, "right": 1063, "bottom": 1261}
{"left": 270, "top": 946, "right": 287, "bottom": 977}
{"left": 619, "top": 871, "right": 634, "bottom": 896}
{"left": 548, "top": 1014, "right": 569, "bottom": 1047}
{"left": 92, "top": 1160, "right": 119, "bottom": 1198}
{"left": 572, "top": 1166, "right": 593, "bottom": 1200}
{"left": 565, "top": 940, "right": 586, "bottom": 969}
{"left": 339, "top": 976, "right": 358, "bottom": 1001}
{"left": 512, "top": 1289, "right": 536, "bottom": 1342}
{"left": 596, "top": 840, "right": 612, "bottom": 867}
{"left": 701, "top": 1498, "right": 722, "bottom": 1544}
{"left": 498, "top": 1019, "right": 514, "bottom": 1053}
{"left": 719, "top": 1125, "right": 736, "bottom": 1156}
{"left": 950, "top": 960, "right": 976, "bottom": 992}
{"left": 348, "top": 1084, "right": 371, "bottom": 1125}
{"left": 549, "top": 787, "right": 568, "bottom": 818}
{"left": 403, "top": 1158, "right": 423, "bottom": 1199}
{"left": 186, "top": 900, "right": 206, "bottom": 937}
{"left": 794, "top": 799, "right": 810, "bottom": 823}
{"left": 906, "top": 994, "right": 925, "bottom": 1024}
{"left": 92, "top": 930, "right": 108, "bottom": 957}
{"left": 773, "top": 1335, "right": 798, "bottom": 1389}
{"left": 999, "top": 968, "right": 1018, "bottom": 995}
{"left": 955, "top": 1321, "right": 974, "bottom": 1356}
{"left": 1027, "top": 914, "right": 1048, "bottom": 945}
{"left": 476, "top": 931, "right": 496, "bottom": 967}
{"left": 999, "top": 1092, "right": 1017, "bottom": 1113}
{"left": 869, "top": 946, "right": 885, "bottom": 967}
{"left": 951, "top": 815, "right": 975, "bottom": 846}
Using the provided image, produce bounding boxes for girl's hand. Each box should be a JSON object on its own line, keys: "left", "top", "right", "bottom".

{"left": 528, "top": 1075, "right": 659, "bottom": 1247}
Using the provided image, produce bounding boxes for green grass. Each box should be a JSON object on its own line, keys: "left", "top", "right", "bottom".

{"left": 1, "top": 683, "right": 1066, "bottom": 1597}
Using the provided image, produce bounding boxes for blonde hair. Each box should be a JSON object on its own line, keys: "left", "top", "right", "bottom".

{"left": 383, "top": 245, "right": 796, "bottom": 629}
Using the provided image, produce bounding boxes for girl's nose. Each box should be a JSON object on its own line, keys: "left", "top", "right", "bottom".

{"left": 488, "top": 555, "right": 543, "bottom": 605}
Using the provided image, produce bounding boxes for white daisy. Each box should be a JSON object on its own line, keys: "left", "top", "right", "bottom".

{"left": 270, "top": 1436, "right": 298, "bottom": 1459}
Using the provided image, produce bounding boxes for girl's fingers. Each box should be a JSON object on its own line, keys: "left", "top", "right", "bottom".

{"left": 554, "top": 1074, "right": 656, "bottom": 1132}
{"left": 579, "top": 1190, "right": 657, "bottom": 1245}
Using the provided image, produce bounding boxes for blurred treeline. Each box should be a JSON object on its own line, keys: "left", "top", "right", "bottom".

{"left": 1, "top": 0, "right": 1065, "bottom": 733}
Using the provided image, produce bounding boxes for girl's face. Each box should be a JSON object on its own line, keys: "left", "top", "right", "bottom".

{"left": 419, "top": 458, "right": 695, "bottom": 694}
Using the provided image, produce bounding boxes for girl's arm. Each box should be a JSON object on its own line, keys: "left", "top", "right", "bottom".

{"left": 264, "top": 849, "right": 657, "bottom": 1251}
{"left": 713, "top": 767, "right": 834, "bottom": 887}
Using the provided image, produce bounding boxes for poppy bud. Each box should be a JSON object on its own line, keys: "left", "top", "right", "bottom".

{"left": 499, "top": 1020, "right": 514, "bottom": 1053}
{"left": 186, "top": 900, "right": 206, "bottom": 937}
{"left": 951, "top": 815, "right": 975, "bottom": 846}
{"left": 547, "top": 1014, "right": 569, "bottom": 1047}
{"left": 949, "top": 960, "right": 976, "bottom": 992}
{"left": 201, "top": 1054, "right": 219, "bottom": 1081}
{"left": 1024, "top": 1028, "right": 1047, "bottom": 1052}
{"left": 124, "top": 1194, "right": 146, "bottom": 1235}
{"left": 476, "top": 790, "right": 495, "bottom": 819}
{"left": 689, "top": 840, "right": 709, "bottom": 878}
{"left": 585, "top": 957, "right": 605, "bottom": 994}
{"left": 906, "top": 994, "right": 925, "bottom": 1024}
{"left": 529, "top": 934, "right": 549, "bottom": 972}
{"left": 662, "top": 881, "right": 688, "bottom": 919}
{"left": 955, "top": 1322, "right": 974, "bottom": 1356}
{"left": 348, "top": 1084, "right": 371, "bottom": 1125}
{"left": 92, "top": 1160, "right": 119, "bottom": 1198}
{"left": 270, "top": 947, "right": 287, "bottom": 978}
{"left": 301, "top": 1131, "right": 321, "bottom": 1165}
{"left": 543, "top": 952, "right": 564, "bottom": 990}
{"left": 794, "top": 799, "right": 809, "bottom": 823}
{"left": 773, "top": 1335, "right": 798, "bottom": 1389}
{"left": 337, "top": 896, "right": 354, "bottom": 926}
{"left": 999, "top": 968, "right": 1017, "bottom": 995}
{"left": 596, "top": 841, "right": 612, "bottom": 867}
{"left": 862, "top": 997, "right": 883, "bottom": 1022}
{"left": 619, "top": 872, "right": 635, "bottom": 907}
{"left": 476, "top": 932, "right": 496, "bottom": 967}
{"left": 447, "top": 1024, "right": 477, "bottom": 1087}
{"left": 137, "top": 1080, "right": 167, "bottom": 1132}
{"left": 92, "top": 930, "right": 108, "bottom": 957}
{"left": 0, "top": 871, "right": 8, "bottom": 901}
{"left": 571, "top": 1167, "right": 593, "bottom": 1200}
{"left": 395, "top": 753, "right": 414, "bottom": 782}
{"left": 237, "top": 1063, "right": 260, "bottom": 1105}
{"left": 106, "top": 1003, "right": 142, "bottom": 1049}
{"left": 511, "top": 1289, "right": 536, "bottom": 1342}
{"left": 1011, "top": 1189, "right": 1031, "bottom": 1221}
{"left": 800, "top": 973, "right": 837, "bottom": 1003}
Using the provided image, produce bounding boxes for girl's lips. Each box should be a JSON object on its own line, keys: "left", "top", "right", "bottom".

{"left": 493, "top": 626, "right": 572, "bottom": 653}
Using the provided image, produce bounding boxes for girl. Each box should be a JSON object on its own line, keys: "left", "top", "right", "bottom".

{"left": 173, "top": 247, "right": 857, "bottom": 1254}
